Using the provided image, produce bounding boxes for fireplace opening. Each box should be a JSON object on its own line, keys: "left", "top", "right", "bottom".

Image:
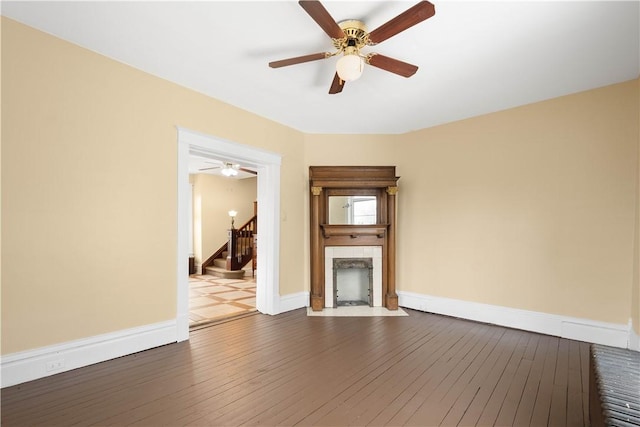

{"left": 333, "top": 258, "right": 373, "bottom": 307}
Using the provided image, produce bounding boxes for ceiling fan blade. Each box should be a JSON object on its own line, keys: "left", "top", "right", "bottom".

{"left": 367, "top": 1, "right": 435, "bottom": 45}
{"left": 269, "top": 52, "right": 329, "bottom": 68}
{"left": 329, "top": 73, "right": 345, "bottom": 94}
{"left": 367, "top": 54, "right": 418, "bottom": 78}
{"left": 239, "top": 167, "right": 257, "bottom": 176}
{"left": 199, "top": 167, "right": 220, "bottom": 171}
{"left": 298, "top": 0, "right": 345, "bottom": 39}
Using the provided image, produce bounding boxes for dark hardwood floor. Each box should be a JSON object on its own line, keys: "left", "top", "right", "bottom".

{"left": 1, "top": 308, "right": 591, "bottom": 426}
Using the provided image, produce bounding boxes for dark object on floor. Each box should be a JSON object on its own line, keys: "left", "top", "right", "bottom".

{"left": 337, "top": 300, "right": 368, "bottom": 307}
{"left": 589, "top": 344, "right": 640, "bottom": 426}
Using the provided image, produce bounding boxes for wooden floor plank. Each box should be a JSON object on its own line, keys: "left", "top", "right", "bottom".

{"left": 349, "top": 324, "right": 490, "bottom": 426}
{"left": 454, "top": 328, "right": 523, "bottom": 426}
{"left": 580, "top": 341, "right": 592, "bottom": 426}
{"left": 292, "top": 314, "right": 461, "bottom": 427}
{"left": 493, "top": 334, "right": 538, "bottom": 426}
{"left": 364, "top": 324, "right": 504, "bottom": 427}
{"left": 125, "top": 314, "right": 358, "bottom": 426}
{"left": 475, "top": 332, "right": 531, "bottom": 426}
{"left": 295, "top": 317, "right": 470, "bottom": 427}
{"left": 56, "top": 314, "right": 306, "bottom": 425}
{"left": 548, "top": 338, "right": 570, "bottom": 427}
{"left": 373, "top": 319, "right": 492, "bottom": 427}
{"left": 530, "top": 336, "right": 560, "bottom": 426}
{"left": 401, "top": 323, "right": 498, "bottom": 426}
{"left": 0, "top": 308, "right": 591, "bottom": 427}
{"left": 566, "top": 340, "right": 585, "bottom": 427}
{"left": 196, "top": 318, "right": 399, "bottom": 426}
{"left": 512, "top": 334, "right": 551, "bottom": 426}
{"left": 436, "top": 326, "right": 509, "bottom": 426}
{"left": 3, "top": 311, "right": 300, "bottom": 424}
{"left": 253, "top": 317, "right": 441, "bottom": 426}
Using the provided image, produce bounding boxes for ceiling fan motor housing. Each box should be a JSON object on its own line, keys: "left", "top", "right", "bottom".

{"left": 333, "top": 20, "right": 369, "bottom": 52}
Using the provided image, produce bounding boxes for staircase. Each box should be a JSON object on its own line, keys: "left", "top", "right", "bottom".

{"left": 204, "top": 253, "right": 247, "bottom": 279}
{"left": 201, "top": 214, "right": 256, "bottom": 279}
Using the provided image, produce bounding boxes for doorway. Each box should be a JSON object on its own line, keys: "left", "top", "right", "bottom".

{"left": 176, "top": 128, "right": 282, "bottom": 341}
{"left": 188, "top": 163, "right": 257, "bottom": 327}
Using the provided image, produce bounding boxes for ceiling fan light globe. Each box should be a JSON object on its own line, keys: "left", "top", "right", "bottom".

{"left": 221, "top": 167, "right": 238, "bottom": 177}
{"left": 336, "top": 54, "right": 364, "bottom": 82}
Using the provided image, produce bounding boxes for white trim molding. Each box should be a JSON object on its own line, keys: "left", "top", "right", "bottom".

{"left": 398, "top": 291, "right": 631, "bottom": 349}
{"left": 1, "top": 320, "right": 177, "bottom": 388}
{"left": 629, "top": 321, "right": 640, "bottom": 351}
{"left": 177, "top": 127, "right": 282, "bottom": 335}
{"left": 279, "top": 291, "right": 310, "bottom": 314}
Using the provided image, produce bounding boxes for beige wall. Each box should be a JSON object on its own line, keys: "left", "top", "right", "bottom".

{"left": 399, "top": 81, "right": 638, "bottom": 324}
{"left": 1, "top": 18, "right": 305, "bottom": 354}
{"left": 2, "top": 17, "right": 639, "bottom": 357}
{"left": 306, "top": 80, "right": 639, "bottom": 325}
{"left": 191, "top": 174, "right": 256, "bottom": 269}
{"left": 0, "top": 17, "right": 3, "bottom": 357}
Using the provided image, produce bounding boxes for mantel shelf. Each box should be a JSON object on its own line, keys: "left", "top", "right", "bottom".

{"left": 320, "top": 224, "right": 389, "bottom": 239}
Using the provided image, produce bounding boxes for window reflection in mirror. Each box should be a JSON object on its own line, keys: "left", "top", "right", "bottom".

{"left": 328, "top": 196, "right": 377, "bottom": 225}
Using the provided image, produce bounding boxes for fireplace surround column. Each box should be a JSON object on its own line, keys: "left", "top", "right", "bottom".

{"left": 310, "top": 186, "right": 324, "bottom": 311}
{"left": 386, "top": 186, "right": 398, "bottom": 310}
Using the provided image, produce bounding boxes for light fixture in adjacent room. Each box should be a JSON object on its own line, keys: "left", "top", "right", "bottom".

{"left": 221, "top": 162, "right": 239, "bottom": 177}
{"left": 336, "top": 47, "right": 364, "bottom": 82}
{"left": 228, "top": 210, "right": 237, "bottom": 229}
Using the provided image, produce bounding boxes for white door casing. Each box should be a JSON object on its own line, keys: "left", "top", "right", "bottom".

{"left": 177, "top": 127, "right": 281, "bottom": 341}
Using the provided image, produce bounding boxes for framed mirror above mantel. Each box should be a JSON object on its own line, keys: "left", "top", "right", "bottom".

{"left": 309, "top": 166, "right": 399, "bottom": 311}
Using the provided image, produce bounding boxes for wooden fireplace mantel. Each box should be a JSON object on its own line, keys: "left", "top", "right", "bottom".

{"left": 309, "top": 166, "right": 399, "bottom": 311}
{"left": 320, "top": 224, "right": 389, "bottom": 239}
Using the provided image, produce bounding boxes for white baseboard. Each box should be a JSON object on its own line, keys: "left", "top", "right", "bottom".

{"left": 629, "top": 324, "right": 640, "bottom": 351}
{"left": 1, "top": 320, "right": 178, "bottom": 388}
{"left": 5, "top": 293, "right": 631, "bottom": 388}
{"left": 279, "top": 291, "right": 309, "bottom": 314}
{"left": 398, "top": 291, "right": 630, "bottom": 349}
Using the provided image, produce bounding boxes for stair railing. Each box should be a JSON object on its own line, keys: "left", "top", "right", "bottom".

{"left": 226, "top": 215, "right": 257, "bottom": 271}
{"left": 200, "top": 214, "right": 257, "bottom": 274}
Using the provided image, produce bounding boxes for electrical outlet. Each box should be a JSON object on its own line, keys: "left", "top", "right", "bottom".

{"left": 45, "top": 359, "right": 65, "bottom": 372}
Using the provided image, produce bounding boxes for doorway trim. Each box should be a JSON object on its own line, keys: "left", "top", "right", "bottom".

{"left": 176, "top": 127, "right": 281, "bottom": 341}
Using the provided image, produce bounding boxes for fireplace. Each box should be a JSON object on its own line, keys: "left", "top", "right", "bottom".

{"left": 333, "top": 258, "right": 373, "bottom": 307}
{"left": 325, "top": 246, "right": 382, "bottom": 308}
{"left": 310, "top": 166, "right": 399, "bottom": 311}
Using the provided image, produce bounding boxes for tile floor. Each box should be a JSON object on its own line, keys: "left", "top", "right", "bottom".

{"left": 189, "top": 274, "right": 257, "bottom": 327}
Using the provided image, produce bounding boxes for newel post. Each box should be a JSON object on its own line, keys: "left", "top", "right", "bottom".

{"left": 226, "top": 228, "right": 238, "bottom": 271}
{"left": 386, "top": 186, "right": 399, "bottom": 310}
{"left": 310, "top": 186, "right": 324, "bottom": 311}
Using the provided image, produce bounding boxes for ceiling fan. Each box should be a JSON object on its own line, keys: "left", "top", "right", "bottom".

{"left": 269, "top": 0, "right": 436, "bottom": 94}
{"left": 199, "top": 162, "right": 257, "bottom": 176}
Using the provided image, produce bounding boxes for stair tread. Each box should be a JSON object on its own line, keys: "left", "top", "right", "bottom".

{"left": 204, "top": 265, "right": 246, "bottom": 280}
{"left": 205, "top": 266, "right": 238, "bottom": 272}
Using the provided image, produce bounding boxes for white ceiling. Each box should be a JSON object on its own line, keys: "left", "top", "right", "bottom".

{"left": 3, "top": 1, "right": 639, "bottom": 134}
